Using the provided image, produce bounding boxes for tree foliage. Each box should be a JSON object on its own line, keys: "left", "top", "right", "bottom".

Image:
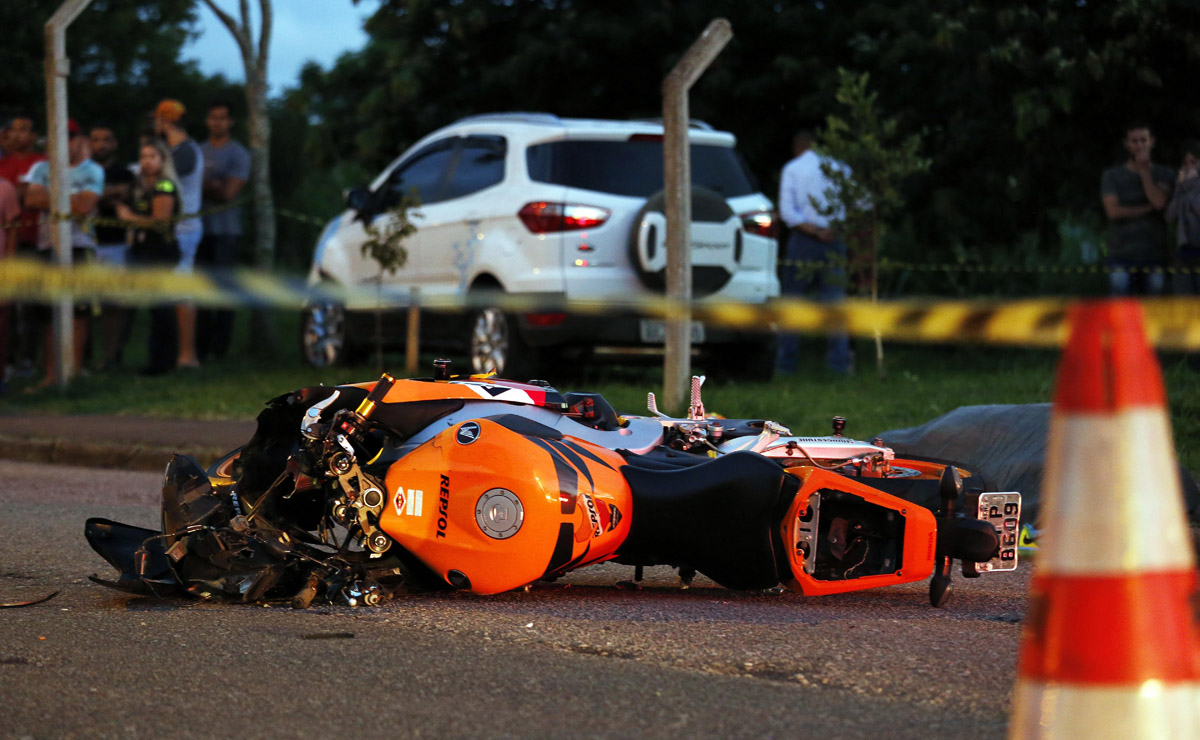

{"left": 816, "top": 69, "right": 931, "bottom": 375}
{"left": 0, "top": 1, "right": 241, "bottom": 158}
{"left": 817, "top": 68, "right": 929, "bottom": 266}
{"left": 360, "top": 194, "right": 420, "bottom": 276}
{"left": 10, "top": 0, "right": 1199, "bottom": 283}
{"left": 288, "top": 0, "right": 1200, "bottom": 277}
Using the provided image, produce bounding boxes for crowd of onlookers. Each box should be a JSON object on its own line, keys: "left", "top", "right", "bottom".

{"left": 0, "top": 99, "right": 251, "bottom": 392}
{"left": 1099, "top": 123, "right": 1200, "bottom": 298}
{"left": 775, "top": 121, "right": 1200, "bottom": 375}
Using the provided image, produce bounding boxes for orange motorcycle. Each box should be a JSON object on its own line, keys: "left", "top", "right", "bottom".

{"left": 86, "top": 362, "right": 1020, "bottom": 608}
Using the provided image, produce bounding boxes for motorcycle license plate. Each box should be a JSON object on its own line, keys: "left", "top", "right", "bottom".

{"left": 639, "top": 319, "right": 705, "bottom": 344}
{"left": 975, "top": 492, "right": 1021, "bottom": 572}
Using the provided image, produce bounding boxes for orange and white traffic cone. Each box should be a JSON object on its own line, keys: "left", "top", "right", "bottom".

{"left": 1009, "top": 299, "right": 1200, "bottom": 739}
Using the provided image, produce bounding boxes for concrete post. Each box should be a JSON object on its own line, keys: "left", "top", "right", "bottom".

{"left": 661, "top": 18, "right": 732, "bottom": 412}
{"left": 406, "top": 287, "right": 420, "bottom": 378}
{"left": 43, "top": 0, "right": 93, "bottom": 388}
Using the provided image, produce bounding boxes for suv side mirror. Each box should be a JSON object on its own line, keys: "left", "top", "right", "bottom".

{"left": 345, "top": 187, "right": 372, "bottom": 214}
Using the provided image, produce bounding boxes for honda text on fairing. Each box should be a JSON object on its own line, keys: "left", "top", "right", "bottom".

{"left": 86, "top": 361, "right": 1020, "bottom": 609}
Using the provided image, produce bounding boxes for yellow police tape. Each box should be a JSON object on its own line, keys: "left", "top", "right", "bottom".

{"left": 780, "top": 259, "right": 1200, "bottom": 276}
{"left": 3, "top": 258, "right": 1200, "bottom": 349}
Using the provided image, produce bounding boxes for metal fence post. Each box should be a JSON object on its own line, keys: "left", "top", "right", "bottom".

{"left": 662, "top": 18, "right": 732, "bottom": 412}
{"left": 406, "top": 286, "right": 420, "bottom": 377}
{"left": 44, "top": 0, "right": 94, "bottom": 388}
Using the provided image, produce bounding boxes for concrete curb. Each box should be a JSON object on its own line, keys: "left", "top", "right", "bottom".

{"left": 0, "top": 435, "right": 231, "bottom": 472}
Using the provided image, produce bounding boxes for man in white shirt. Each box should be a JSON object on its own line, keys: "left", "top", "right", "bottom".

{"left": 776, "top": 129, "right": 852, "bottom": 375}
{"left": 23, "top": 119, "right": 104, "bottom": 386}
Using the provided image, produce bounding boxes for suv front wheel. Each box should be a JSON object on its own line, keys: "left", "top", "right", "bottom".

{"left": 302, "top": 303, "right": 351, "bottom": 367}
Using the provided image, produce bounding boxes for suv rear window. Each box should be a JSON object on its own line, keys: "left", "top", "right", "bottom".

{"left": 526, "top": 140, "right": 758, "bottom": 198}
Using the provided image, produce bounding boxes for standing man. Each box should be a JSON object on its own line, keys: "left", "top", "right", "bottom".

{"left": 0, "top": 116, "right": 47, "bottom": 226}
{"left": 0, "top": 168, "right": 20, "bottom": 392}
{"left": 197, "top": 99, "right": 251, "bottom": 361}
{"left": 776, "top": 129, "right": 852, "bottom": 376}
{"left": 23, "top": 119, "right": 104, "bottom": 387}
{"left": 1100, "top": 122, "right": 1175, "bottom": 295}
{"left": 154, "top": 99, "right": 204, "bottom": 369}
{"left": 89, "top": 123, "right": 136, "bottom": 370}
{"left": 0, "top": 115, "right": 48, "bottom": 377}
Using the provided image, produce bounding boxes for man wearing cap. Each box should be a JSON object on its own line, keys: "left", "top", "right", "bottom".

{"left": 22, "top": 119, "right": 104, "bottom": 386}
{"left": 154, "top": 99, "right": 204, "bottom": 369}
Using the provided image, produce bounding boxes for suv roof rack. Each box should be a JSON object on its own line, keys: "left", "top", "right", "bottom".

{"left": 630, "top": 117, "right": 715, "bottom": 131}
{"left": 452, "top": 112, "right": 563, "bottom": 126}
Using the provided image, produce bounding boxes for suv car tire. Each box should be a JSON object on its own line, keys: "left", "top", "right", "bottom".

{"left": 466, "top": 296, "right": 539, "bottom": 380}
{"left": 628, "top": 186, "right": 741, "bottom": 296}
{"left": 302, "top": 303, "right": 353, "bottom": 367}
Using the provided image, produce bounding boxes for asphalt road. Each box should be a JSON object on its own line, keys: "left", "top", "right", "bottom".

{"left": 0, "top": 460, "right": 1030, "bottom": 740}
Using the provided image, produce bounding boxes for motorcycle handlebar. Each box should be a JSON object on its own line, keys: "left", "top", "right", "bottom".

{"left": 356, "top": 373, "right": 396, "bottom": 421}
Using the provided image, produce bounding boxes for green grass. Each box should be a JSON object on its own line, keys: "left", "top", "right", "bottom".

{"left": 4, "top": 309, "right": 1198, "bottom": 471}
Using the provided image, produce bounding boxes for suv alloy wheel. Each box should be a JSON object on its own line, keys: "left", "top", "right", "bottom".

{"left": 301, "top": 303, "right": 348, "bottom": 367}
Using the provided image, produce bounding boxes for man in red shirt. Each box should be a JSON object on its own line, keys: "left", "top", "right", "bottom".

{"left": 0, "top": 115, "right": 47, "bottom": 251}
{"left": 0, "top": 173, "right": 19, "bottom": 392}
{"left": 0, "top": 116, "right": 47, "bottom": 382}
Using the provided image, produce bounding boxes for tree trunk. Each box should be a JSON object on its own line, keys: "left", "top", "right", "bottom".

{"left": 245, "top": 71, "right": 274, "bottom": 271}
{"left": 245, "top": 67, "right": 277, "bottom": 352}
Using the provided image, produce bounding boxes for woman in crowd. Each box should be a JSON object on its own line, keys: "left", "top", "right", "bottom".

{"left": 1166, "top": 140, "right": 1200, "bottom": 292}
{"left": 115, "top": 139, "right": 181, "bottom": 375}
{"left": 1166, "top": 140, "right": 1200, "bottom": 369}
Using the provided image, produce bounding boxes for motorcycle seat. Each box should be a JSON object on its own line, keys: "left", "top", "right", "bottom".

{"left": 617, "top": 451, "right": 799, "bottom": 590}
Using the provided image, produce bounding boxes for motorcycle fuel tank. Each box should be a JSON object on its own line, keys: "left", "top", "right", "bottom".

{"left": 378, "top": 416, "right": 633, "bottom": 594}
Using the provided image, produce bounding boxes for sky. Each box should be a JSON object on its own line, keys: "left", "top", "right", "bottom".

{"left": 183, "top": 0, "right": 379, "bottom": 96}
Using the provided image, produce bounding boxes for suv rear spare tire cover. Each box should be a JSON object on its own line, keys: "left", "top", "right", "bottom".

{"left": 628, "top": 187, "right": 741, "bottom": 295}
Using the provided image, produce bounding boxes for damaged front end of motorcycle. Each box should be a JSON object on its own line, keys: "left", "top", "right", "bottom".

{"left": 86, "top": 379, "right": 444, "bottom": 607}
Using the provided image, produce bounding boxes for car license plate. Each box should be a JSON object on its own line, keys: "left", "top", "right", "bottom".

{"left": 639, "top": 319, "right": 705, "bottom": 344}
{"left": 974, "top": 492, "right": 1021, "bottom": 572}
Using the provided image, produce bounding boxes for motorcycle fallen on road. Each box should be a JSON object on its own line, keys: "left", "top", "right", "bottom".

{"left": 86, "top": 361, "right": 1021, "bottom": 608}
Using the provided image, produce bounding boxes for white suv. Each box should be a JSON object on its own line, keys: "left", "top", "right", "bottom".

{"left": 302, "top": 113, "right": 780, "bottom": 379}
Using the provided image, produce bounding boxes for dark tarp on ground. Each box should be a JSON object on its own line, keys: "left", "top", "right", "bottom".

{"left": 877, "top": 404, "right": 1200, "bottom": 524}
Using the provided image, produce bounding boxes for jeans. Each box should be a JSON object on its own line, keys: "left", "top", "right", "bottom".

{"left": 175, "top": 227, "right": 202, "bottom": 273}
{"left": 1172, "top": 245, "right": 1200, "bottom": 296}
{"left": 1107, "top": 258, "right": 1165, "bottom": 296}
{"left": 196, "top": 234, "right": 240, "bottom": 360}
{"left": 776, "top": 230, "right": 852, "bottom": 374}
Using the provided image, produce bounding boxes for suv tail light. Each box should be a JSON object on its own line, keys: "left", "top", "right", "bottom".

{"left": 519, "top": 202, "right": 611, "bottom": 233}
{"left": 740, "top": 210, "right": 778, "bottom": 238}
